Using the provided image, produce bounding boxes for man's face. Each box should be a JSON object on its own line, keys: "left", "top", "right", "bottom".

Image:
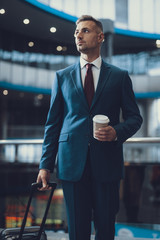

{"left": 74, "top": 20, "right": 104, "bottom": 54}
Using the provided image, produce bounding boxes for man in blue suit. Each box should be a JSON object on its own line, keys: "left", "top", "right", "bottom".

{"left": 37, "top": 15, "right": 143, "bottom": 240}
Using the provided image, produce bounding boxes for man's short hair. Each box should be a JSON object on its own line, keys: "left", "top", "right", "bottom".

{"left": 76, "top": 15, "right": 103, "bottom": 32}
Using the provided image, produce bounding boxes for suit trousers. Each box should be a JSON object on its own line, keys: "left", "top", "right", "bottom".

{"left": 61, "top": 150, "right": 120, "bottom": 240}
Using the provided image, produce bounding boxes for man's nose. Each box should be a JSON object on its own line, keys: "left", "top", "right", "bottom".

{"left": 77, "top": 31, "right": 83, "bottom": 39}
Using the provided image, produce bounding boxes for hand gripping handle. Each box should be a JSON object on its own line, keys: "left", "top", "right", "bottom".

{"left": 31, "top": 182, "right": 57, "bottom": 190}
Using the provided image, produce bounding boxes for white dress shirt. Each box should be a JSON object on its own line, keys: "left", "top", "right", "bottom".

{"left": 80, "top": 56, "right": 102, "bottom": 91}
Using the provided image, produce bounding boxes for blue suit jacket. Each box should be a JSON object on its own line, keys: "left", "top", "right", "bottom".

{"left": 39, "top": 60, "right": 142, "bottom": 182}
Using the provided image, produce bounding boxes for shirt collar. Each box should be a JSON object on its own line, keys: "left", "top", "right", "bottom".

{"left": 80, "top": 56, "right": 102, "bottom": 69}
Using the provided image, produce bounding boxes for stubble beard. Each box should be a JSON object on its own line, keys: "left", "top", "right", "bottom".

{"left": 77, "top": 45, "right": 89, "bottom": 54}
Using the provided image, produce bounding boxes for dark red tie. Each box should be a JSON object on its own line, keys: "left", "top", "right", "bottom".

{"left": 84, "top": 63, "right": 94, "bottom": 107}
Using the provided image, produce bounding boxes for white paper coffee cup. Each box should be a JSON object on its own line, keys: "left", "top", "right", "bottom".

{"left": 93, "top": 115, "right": 110, "bottom": 139}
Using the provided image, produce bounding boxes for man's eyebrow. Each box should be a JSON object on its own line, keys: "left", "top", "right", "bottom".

{"left": 83, "top": 27, "right": 89, "bottom": 31}
{"left": 76, "top": 27, "right": 90, "bottom": 32}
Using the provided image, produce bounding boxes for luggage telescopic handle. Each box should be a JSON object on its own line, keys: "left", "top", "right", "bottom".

{"left": 31, "top": 182, "right": 57, "bottom": 189}
{"left": 18, "top": 182, "right": 57, "bottom": 240}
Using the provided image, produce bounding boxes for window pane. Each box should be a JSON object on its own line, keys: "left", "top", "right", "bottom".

{"left": 115, "top": 0, "right": 128, "bottom": 25}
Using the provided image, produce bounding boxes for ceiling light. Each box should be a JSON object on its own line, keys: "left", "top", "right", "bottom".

{"left": 23, "top": 19, "right": 30, "bottom": 24}
{"left": 3, "top": 90, "right": 8, "bottom": 96}
{"left": 56, "top": 46, "right": 63, "bottom": 51}
{"left": 37, "top": 94, "right": 43, "bottom": 100}
{"left": 28, "top": 41, "right": 34, "bottom": 47}
{"left": 50, "top": 27, "right": 56, "bottom": 33}
{"left": 156, "top": 40, "right": 160, "bottom": 48}
{"left": 0, "top": 9, "right": 5, "bottom": 14}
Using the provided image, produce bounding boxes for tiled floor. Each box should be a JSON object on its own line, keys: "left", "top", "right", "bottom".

{"left": 46, "top": 231, "right": 153, "bottom": 240}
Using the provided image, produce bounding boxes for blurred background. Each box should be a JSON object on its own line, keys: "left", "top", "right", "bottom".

{"left": 0, "top": 0, "right": 160, "bottom": 238}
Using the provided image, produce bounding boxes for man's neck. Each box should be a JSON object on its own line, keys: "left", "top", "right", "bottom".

{"left": 81, "top": 53, "right": 100, "bottom": 63}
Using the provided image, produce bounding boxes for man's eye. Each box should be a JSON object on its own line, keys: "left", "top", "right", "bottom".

{"left": 83, "top": 29, "right": 89, "bottom": 33}
{"left": 74, "top": 31, "right": 79, "bottom": 36}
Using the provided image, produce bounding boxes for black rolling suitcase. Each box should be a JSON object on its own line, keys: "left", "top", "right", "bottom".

{"left": 0, "top": 182, "right": 57, "bottom": 240}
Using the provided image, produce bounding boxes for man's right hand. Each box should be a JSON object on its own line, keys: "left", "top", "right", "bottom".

{"left": 37, "top": 169, "right": 51, "bottom": 191}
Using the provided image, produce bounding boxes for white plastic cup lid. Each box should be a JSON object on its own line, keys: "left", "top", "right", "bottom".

{"left": 93, "top": 115, "right": 110, "bottom": 124}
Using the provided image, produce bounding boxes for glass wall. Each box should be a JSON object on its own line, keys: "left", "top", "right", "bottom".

{"left": 1, "top": 49, "right": 160, "bottom": 75}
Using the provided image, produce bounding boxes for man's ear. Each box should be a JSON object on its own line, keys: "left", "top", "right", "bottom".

{"left": 98, "top": 32, "right": 105, "bottom": 43}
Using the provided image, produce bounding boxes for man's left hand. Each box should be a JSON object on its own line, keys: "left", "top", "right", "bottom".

{"left": 94, "top": 126, "right": 117, "bottom": 142}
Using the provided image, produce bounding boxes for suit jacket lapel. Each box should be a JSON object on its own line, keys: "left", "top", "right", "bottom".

{"left": 70, "top": 62, "right": 89, "bottom": 109}
{"left": 90, "top": 61, "right": 111, "bottom": 109}
{"left": 70, "top": 60, "right": 112, "bottom": 110}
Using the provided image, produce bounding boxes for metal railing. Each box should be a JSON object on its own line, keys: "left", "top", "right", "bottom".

{"left": 124, "top": 137, "right": 160, "bottom": 164}
{"left": 125, "top": 137, "right": 160, "bottom": 143}
{"left": 0, "top": 137, "right": 160, "bottom": 145}
{"left": 0, "top": 139, "right": 43, "bottom": 163}
{"left": 0, "top": 137, "right": 160, "bottom": 164}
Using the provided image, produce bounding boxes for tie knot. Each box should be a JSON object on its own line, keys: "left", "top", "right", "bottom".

{"left": 86, "top": 63, "right": 93, "bottom": 70}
